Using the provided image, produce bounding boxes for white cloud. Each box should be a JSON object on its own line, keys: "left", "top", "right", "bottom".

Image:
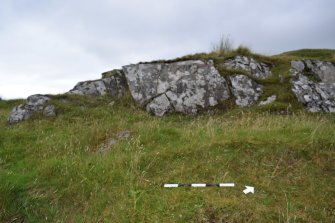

{"left": 0, "top": 0, "right": 334, "bottom": 99}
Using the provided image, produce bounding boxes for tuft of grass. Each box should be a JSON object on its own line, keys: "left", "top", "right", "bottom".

{"left": 233, "top": 44, "right": 253, "bottom": 56}
{"left": 211, "top": 34, "right": 234, "bottom": 54}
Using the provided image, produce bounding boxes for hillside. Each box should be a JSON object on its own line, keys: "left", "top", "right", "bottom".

{"left": 1, "top": 49, "right": 335, "bottom": 222}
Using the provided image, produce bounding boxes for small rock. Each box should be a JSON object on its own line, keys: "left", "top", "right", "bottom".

{"left": 109, "top": 101, "right": 115, "bottom": 107}
{"left": 117, "top": 130, "right": 131, "bottom": 140}
{"left": 146, "top": 94, "right": 173, "bottom": 116}
{"left": 43, "top": 105, "right": 56, "bottom": 117}
{"left": 259, "top": 95, "right": 277, "bottom": 105}
{"left": 97, "top": 138, "right": 117, "bottom": 154}
{"left": 8, "top": 94, "right": 56, "bottom": 124}
{"left": 279, "top": 74, "right": 285, "bottom": 84}
{"left": 8, "top": 105, "right": 33, "bottom": 124}
{"left": 68, "top": 71, "right": 128, "bottom": 99}
{"left": 229, "top": 74, "right": 263, "bottom": 107}
{"left": 291, "top": 60, "right": 305, "bottom": 72}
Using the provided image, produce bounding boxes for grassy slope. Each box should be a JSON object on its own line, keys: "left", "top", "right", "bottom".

{"left": 1, "top": 49, "right": 335, "bottom": 222}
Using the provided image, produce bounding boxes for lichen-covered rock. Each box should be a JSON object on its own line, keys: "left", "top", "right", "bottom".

{"left": 123, "top": 60, "right": 230, "bottom": 115}
{"left": 8, "top": 94, "right": 56, "bottom": 124}
{"left": 43, "top": 105, "right": 56, "bottom": 116}
{"left": 146, "top": 94, "right": 173, "bottom": 116}
{"left": 291, "top": 60, "right": 305, "bottom": 72}
{"left": 291, "top": 74, "right": 335, "bottom": 112}
{"left": 291, "top": 59, "right": 335, "bottom": 83}
{"left": 68, "top": 71, "right": 127, "bottom": 99}
{"left": 101, "top": 69, "right": 123, "bottom": 78}
{"left": 229, "top": 75, "right": 263, "bottom": 107}
{"left": 290, "top": 60, "right": 335, "bottom": 112}
{"left": 223, "top": 56, "right": 272, "bottom": 79}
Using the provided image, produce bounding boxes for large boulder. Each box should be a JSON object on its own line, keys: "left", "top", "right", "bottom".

{"left": 229, "top": 74, "right": 263, "bottom": 107}
{"left": 223, "top": 56, "right": 272, "bottom": 79}
{"left": 8, "top": 94, "right": 56, "bottom": 124}
{"left": 290, "top": 60, "right": 335, "bottom": 112}
{"left": 123, "top": 60, "right": 230, "bottom": 115}
{"left": 68, "top": 70, "right": 127, "bottom": 99}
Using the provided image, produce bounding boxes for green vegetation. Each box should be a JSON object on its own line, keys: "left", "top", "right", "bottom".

{"left": 1, "top": 49, "right": 335, "bottom": 222}
{"left": 211, "top": 35, "right": 234, "bottom": 54}
{"left": 279, "top": 49, "right": 335, "bottom": 62}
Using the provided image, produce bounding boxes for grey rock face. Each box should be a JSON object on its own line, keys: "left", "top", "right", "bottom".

{"left": 291, "top": 60, "right": 305, "bottom": 72}
{"left": 69, "top": 71, "right": 127, "bottom": 99}
{"left": 229, "top": 75, "right": 263, "bottom": 107}
{"left": 290, "top": 60, "right": 335, "bottom": 112}
{"left": 291, "top": 74, "right": 335, "bottom": 112}
{"left": 123, "top": 60, "right": 230, "bottom": 115}
{"left": 69, "top": 79, "right": 107, "bottom": 96}
{"left": 8, "top": 94, "right": 56, "bottom": 124}
{"left": 291, "top": 60, "right": 335, "bottom": 83}
{"left": 224, "top": 56, "right": 272, "bottom": 79}
{"left": 146, "top": 94, "right": 173, "bottom": 116}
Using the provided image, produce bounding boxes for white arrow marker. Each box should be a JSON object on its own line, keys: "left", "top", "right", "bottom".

{"left": 243, "top": 186, "right": 254, "bottom": 194}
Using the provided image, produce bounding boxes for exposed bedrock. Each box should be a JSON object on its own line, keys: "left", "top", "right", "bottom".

{"left": 290, "top": 60, "right": 335, "bottom": 112}
{"left": 123, "top": 60, "right": 230, "bottom": 115}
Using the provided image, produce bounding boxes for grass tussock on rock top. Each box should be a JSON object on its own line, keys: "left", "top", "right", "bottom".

{"left": 1, "top": 91, "right": 335, "bottom": 222}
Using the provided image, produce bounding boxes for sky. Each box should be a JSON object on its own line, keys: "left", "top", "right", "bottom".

{"left": 0, "top": 0, "right": 334, "bottom": 99}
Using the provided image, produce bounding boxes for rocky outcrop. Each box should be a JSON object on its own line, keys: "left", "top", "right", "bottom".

{"left": 8, "top": 55, "right": 335, "bottom": 124}
{"left": 8, "top": 94, "right": 56, "bottom": 124}
{"left": 224, "top": 56, "right": 272, "bottom": 79}
{"left": 290, "top": 60, "right": 335, "bottom": 112}
{"left": 229, "top": 75, "right": 263, "bottom": 107}
{"left": 68, "top": 70, "right": 127, "bottom": 99}
{"left": 123, "top": 60, "right": 230, "bottom": 115}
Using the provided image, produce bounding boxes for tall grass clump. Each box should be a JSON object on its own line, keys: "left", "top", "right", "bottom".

{"left": 211, "top": 35, "right": 254, "bottom": 58}
{"left": 211, "top": 35, "right": 234, "bottom": 54}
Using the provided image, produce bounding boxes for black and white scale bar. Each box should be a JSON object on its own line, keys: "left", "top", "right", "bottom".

{"left": 164, "top": 183, "right": 235, "bottom": 188}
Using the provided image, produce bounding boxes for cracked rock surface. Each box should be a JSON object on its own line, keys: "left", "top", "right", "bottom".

{"left": 68, "top": 70, "right": 128, "bottom": 99}
{"left": 8, "top": 94, "right": 56, "bottom": 124}
{"left": 229, "top": 74, "right": 263, "bottom": 107}
{"left": 223, "top": 56, "right": 272, "bottom": 79}
{"left": 123, "top": 60, "right": 230, "bottom": 115}
{"left": 290, "top": 60, "right": 335, "bottom": 112}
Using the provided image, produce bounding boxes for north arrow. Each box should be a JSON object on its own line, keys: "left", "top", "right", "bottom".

{"left": 243, "top": 186, "right": 254, "bottom": 194}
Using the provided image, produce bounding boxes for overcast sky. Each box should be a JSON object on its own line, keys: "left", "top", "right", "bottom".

{"left": 1, "top": 0, "right": 334, "bottom": 99}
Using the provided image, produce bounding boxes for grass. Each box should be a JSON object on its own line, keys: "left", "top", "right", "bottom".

{"left": 1, "top": 49, "right": 335, "bottom": 222}
{"left": 279, "top": 49, "right": 335, "bottom": 62}
{"left": 1, "top": 94, "right": 335, "bottom": 222}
